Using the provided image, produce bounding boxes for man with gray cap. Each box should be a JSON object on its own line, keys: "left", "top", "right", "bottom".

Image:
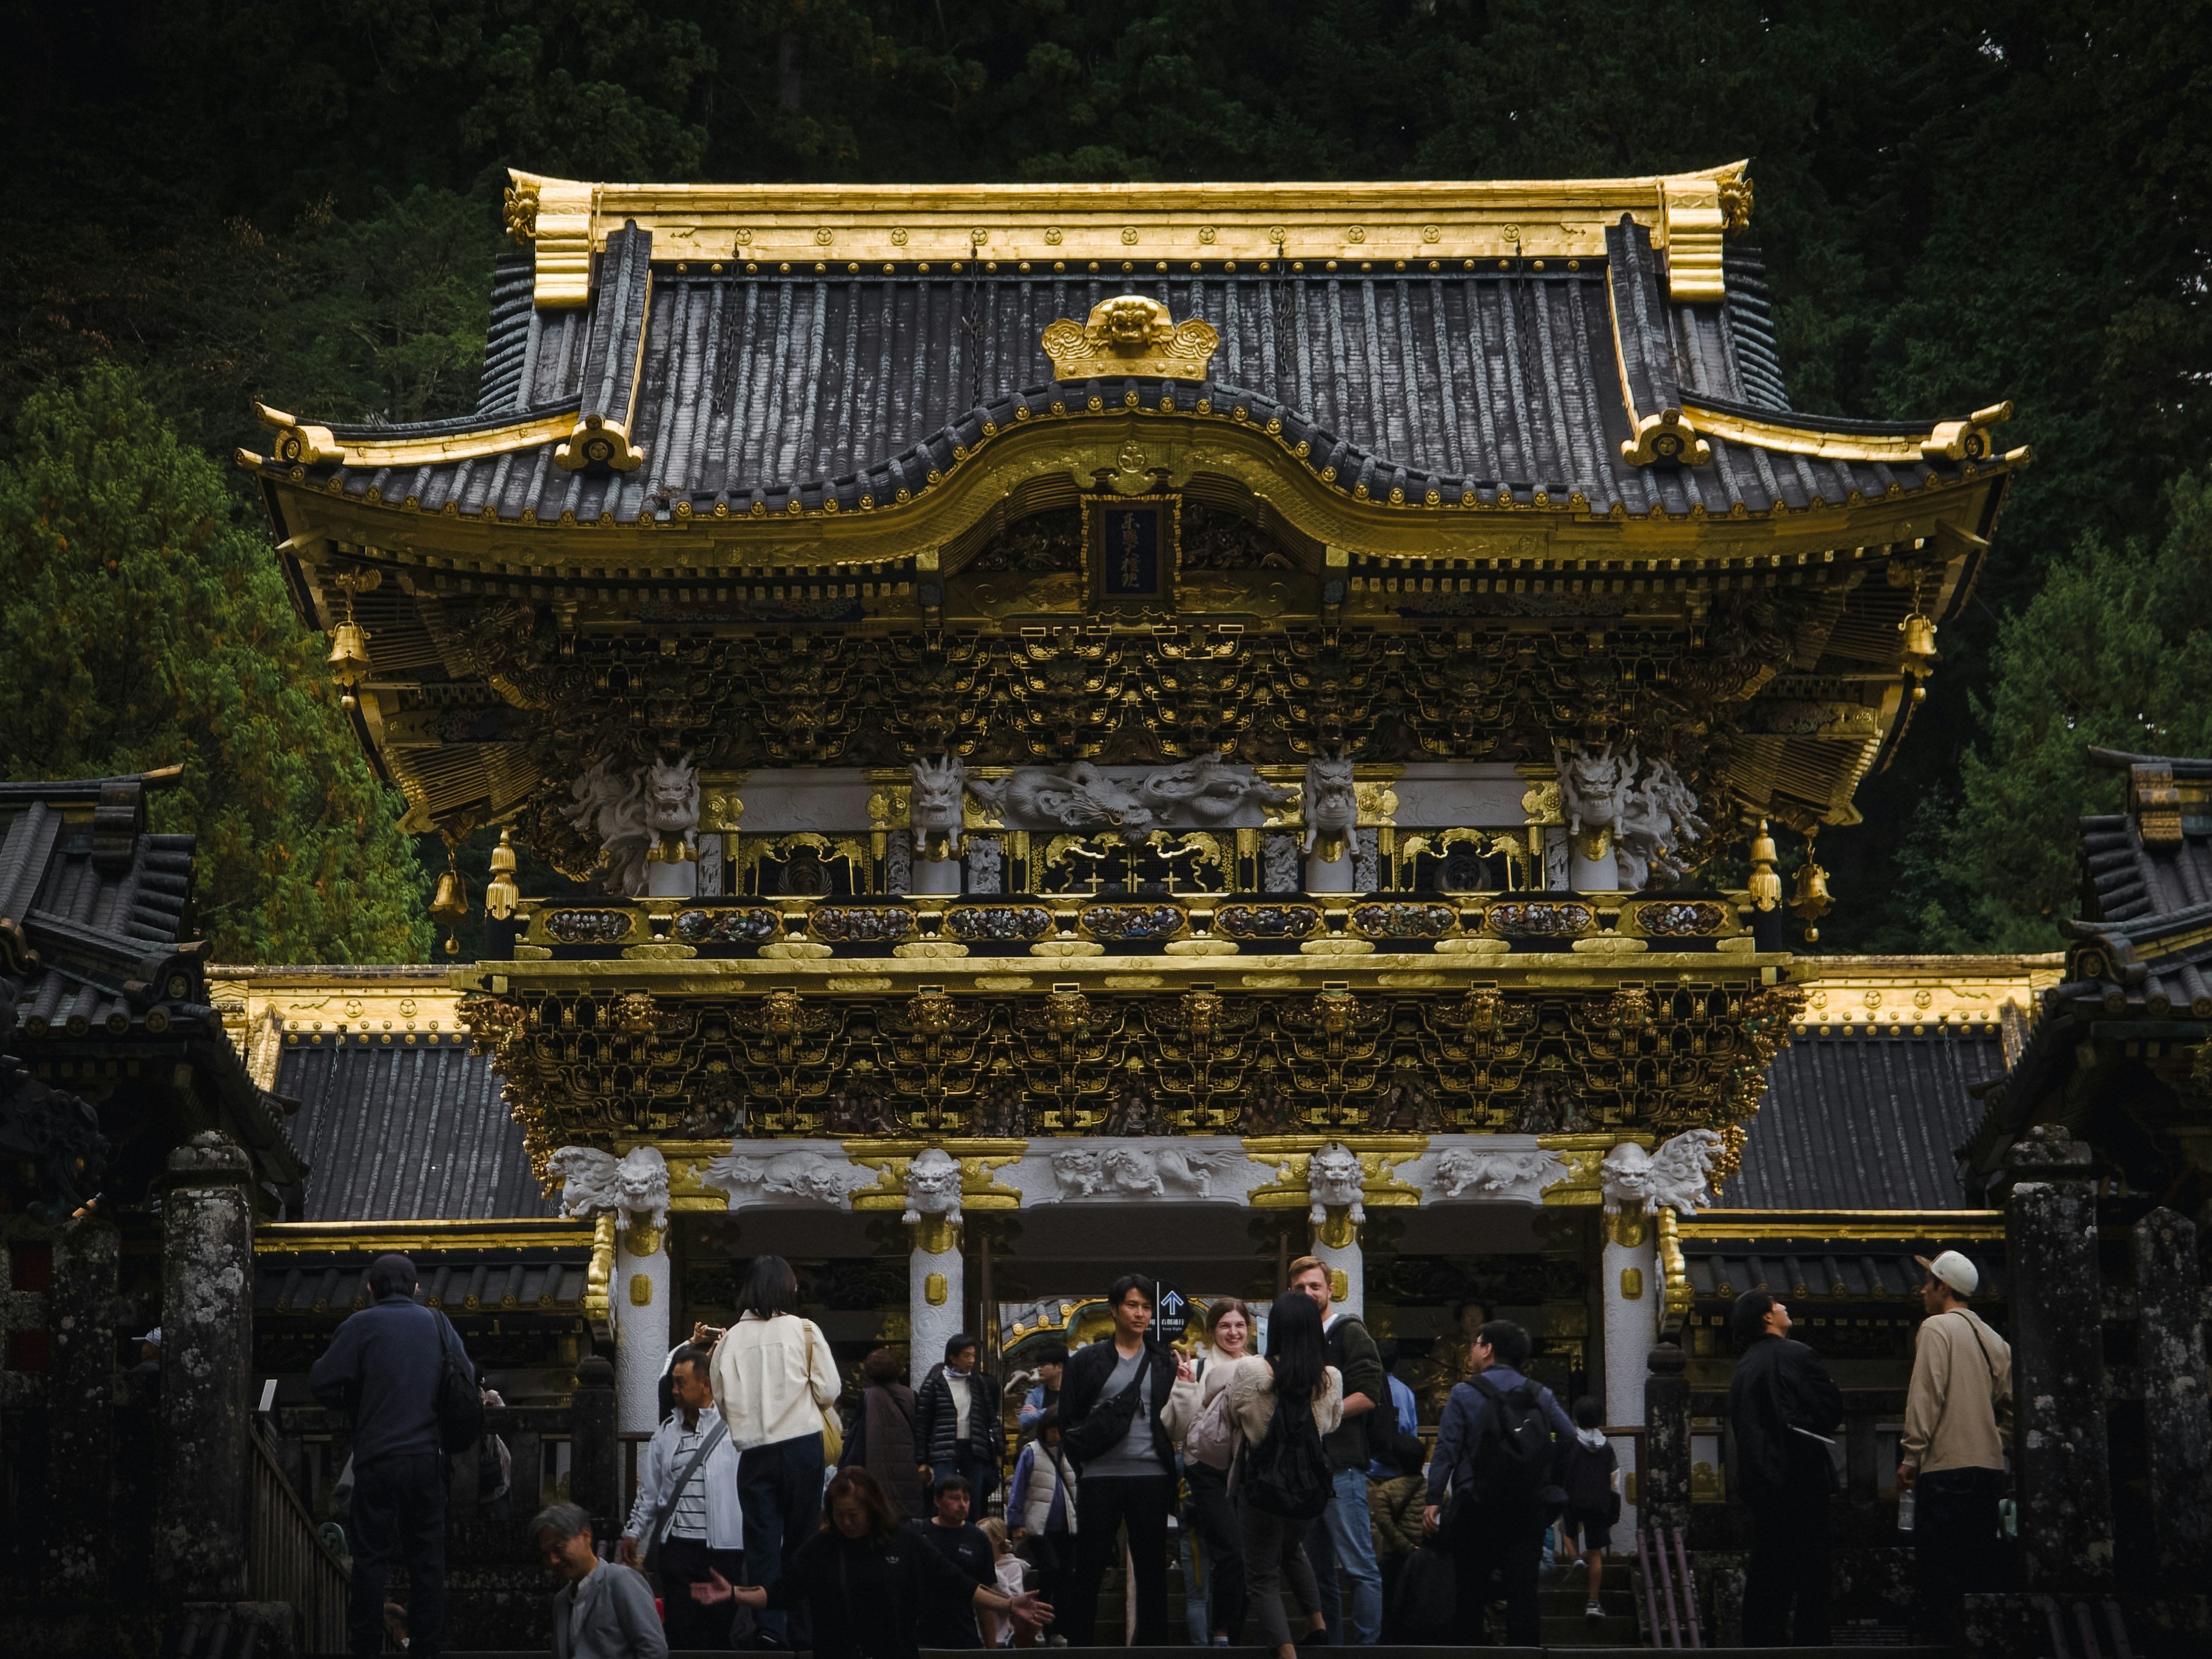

{"left": 1898, "top": 1249, "right": 2012, "bottom": 1639}
{"left": 312, "top": 1252, "right": 476, "bottom": 1658}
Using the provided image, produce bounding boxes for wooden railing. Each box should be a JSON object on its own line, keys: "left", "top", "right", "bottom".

{"left": 249, "top": 1425, "right": 350, "bottom": 1653}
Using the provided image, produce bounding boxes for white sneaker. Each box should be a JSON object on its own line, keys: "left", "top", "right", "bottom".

{"left": 1585, "top": 1598, "right": 1605, "bottom": 1624}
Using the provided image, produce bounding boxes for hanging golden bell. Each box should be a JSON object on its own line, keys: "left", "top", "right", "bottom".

{"left": 1748, "top": 818, "right": 1782, "bottom": 912}
{"left": 430, "top": 865, "right": 469, "bottom": 927}
{"left": 328, "top": 620, "right": 373, "bottom": 687}
{"left": 483, "top": 828, "right": 521, "bottom": 920}
{"left": 1791, "top": 857, "right": 1832, "bottom": 922}
{"left": 1899, "top": 612, "right": 1938, "bottom": 663}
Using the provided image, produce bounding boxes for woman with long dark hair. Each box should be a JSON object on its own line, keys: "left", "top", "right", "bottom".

{"left": 1219, "top": 1291, "right": 1342, "bottom": 1659}
{"left": 708, "top": 1255, "right": 842, "bottom": 1644}
{"left": 691, "top": 1468, "right": 1052, "bottom": 1659}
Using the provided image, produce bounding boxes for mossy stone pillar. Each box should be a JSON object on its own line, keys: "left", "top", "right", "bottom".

{"left": 2133, "top": 1206, "right": 2210, "bottom": 1573}
{"left": 47, "top": 1214, "right": 119, "bottom": 1596}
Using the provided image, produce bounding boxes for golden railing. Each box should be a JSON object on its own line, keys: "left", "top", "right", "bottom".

{"left": 248, "top": 1426, "right": 350, "bottom": 1652}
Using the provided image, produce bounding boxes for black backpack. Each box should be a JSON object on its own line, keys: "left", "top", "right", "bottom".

{"left": 1244, "top": 1389, "right": 1334, "bottom": 1521}
{"left": 428, "top": 1308, "right": 484, "bottom": 1456}
{"left": 1462, "top": 1374, "right": 1551, "bottom": 1507}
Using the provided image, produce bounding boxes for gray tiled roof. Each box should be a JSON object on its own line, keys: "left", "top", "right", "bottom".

{"left": 276, "top": 1035, "right": 554, "bottom": 1221}
{"left": 302, "top": 219, "right": 1980, "bottom": 527}
{"left": 1714, "top": 1029, "right": 2005, "bottom": 1211}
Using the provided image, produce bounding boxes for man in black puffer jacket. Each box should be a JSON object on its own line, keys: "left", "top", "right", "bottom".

{"left": 914, "top": 1332, "right": 1004, "bottom": 1511}
{"left": 1056, "top": 1275, "right": 1199, "bottom": 1647}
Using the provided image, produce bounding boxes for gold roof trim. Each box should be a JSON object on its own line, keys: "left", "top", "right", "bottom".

{"left": 1788, "top": 953, "right": 2062, "bottom": 1032}
{"left": 505, "top": 162, "right": 1752, "bottom": 309}
{"left": 1681, "top": 1210, "right": 2005, "bottom": 1241}
{"left": 256, "top": 1219, "right": 594, "bottom": 1253}
{"left": 1683, "top": 400, "right": 2021, "bottom": 468}
{"left": 249, "top": 402, "right": 581, "bottom": 472}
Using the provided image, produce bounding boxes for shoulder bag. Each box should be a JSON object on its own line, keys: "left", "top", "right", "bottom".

{"left": 642, "top": 1414, "right": 730, "bottom": 1572}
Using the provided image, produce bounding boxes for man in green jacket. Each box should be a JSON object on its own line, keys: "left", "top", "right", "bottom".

{"left": 1291, "top": 1255, "right": 1387, "bottom": 1644}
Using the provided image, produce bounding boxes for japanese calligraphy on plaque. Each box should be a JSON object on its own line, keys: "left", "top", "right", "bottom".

{"left": 1085, "top": 495, "right": 1177, "bottom": 612}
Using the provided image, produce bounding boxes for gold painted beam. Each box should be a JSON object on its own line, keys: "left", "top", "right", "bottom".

{"left": 504, "top": 163, "right": 1755, "bottom": 309}
{"left": 255, "top": 1218, "right": 594, "bottom": 1253}
{"left": 1681, "top": 1211, "right": 2005, "bottom": 1241}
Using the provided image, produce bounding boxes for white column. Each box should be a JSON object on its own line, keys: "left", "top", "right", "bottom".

{"left": 1570, "top": 838, "right": 1620, "bottom": 892}
{"left": 615, "top": 1221, "right": 673, "bottom": 1434}
{"left": 1306, "top": 850, "right": 1356, "bottom": 891}
{"left": 910, "top": 1218, "right": 964, "bottom": 1376}
{"left": 1602, "top": 1212, "right": 1657, "bottom": 1539}
{"left": 1313, "top": 1226, "right": 1364, "bottom": 1321}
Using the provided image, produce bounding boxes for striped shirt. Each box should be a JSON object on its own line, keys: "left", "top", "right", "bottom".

{"left": 668, "top": 1417, "right": 711, "bottom": 1540}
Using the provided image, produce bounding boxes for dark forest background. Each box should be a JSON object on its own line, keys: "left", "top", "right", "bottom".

{"left": 1, "top": 0, "right": 2206, "bottom": 961}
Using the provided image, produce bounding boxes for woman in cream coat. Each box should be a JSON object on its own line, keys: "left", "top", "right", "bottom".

{"left": 710, "top": 1255, "right": 841, "bottom": 1644}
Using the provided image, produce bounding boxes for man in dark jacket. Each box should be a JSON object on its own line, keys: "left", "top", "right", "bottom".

{"left": 310, "top": 1252, "right": 473, "bottom": 1659}
{"left": 1728, "top": 1290, "right": 1846, "bottom": 1647}
{"left": 1290, "top": 1255, "right": 1388, "bottom": 1645}
{"left": 914, "top": 1332, "right": 1004, "bottom": 1510}
{"left": 1421, "top": 1319, "right": 1577, "bottom": 1647}
{"left": 1057, "top": 1275, "right": 1197, "bottom": 1647}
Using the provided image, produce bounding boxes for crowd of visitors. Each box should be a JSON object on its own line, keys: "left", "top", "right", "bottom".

{"left": 310, "top": 1243, "right": 2012, "bottom": 1656}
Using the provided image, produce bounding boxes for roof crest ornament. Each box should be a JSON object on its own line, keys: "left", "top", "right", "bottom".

{"left": 1041, "top": 295, "right": 1219, "bottom": 383}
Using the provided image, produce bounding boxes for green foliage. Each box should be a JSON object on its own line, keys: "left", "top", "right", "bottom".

{"left": 0, "top": 367, "right": 430, "bottom": 963}
{"left": 0, "top": 0, "right": 2206, "bottom": 955}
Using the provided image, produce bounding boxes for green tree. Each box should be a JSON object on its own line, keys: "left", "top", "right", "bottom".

{"left": 0, "top": 366, "right": 431, "bottom": 962}
{"left": 1917, "top": 475, "right": 2212, "bottom": 949}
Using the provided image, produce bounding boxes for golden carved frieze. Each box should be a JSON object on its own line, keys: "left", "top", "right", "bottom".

{"left": 1041, "top": 296, "right": 1220, "bottom": 382}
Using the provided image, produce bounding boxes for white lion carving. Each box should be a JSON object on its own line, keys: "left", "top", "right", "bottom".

{"left": 550, "top": 1144, "right": 669, "bottom": 1232}
{"left": 1302, "top": 759, "right": 1359, "bottom": 855}
{"left": 1050, "top": 1147, "right": 1104, "bottom": 1198}
{"left": 910, "top": 755, "right": 966, "bottom": 855}
{"left": 1308, "top": 1141, "right": 1366, "bottom": 1225}
{"left": 1432, "top": 1147, "right": 1569, "bottom": 1201}
{"left": 704, "top": 1149, "right": 864, "bottom": 1208}
{"left": 564, "top": 752, "right": 700, "bottom": 895}
{"left": 550, "top": 1146, "right": 621, "bottom": 1219}
{"left": 1600, "top": 1129, "right": 1724, "bottom": 1215}
{"left": 902, "top": 1146, "right": 965, "bottom": 1228}
{"left": 1095, "top": 1145, "right": 1245, "bottom": 1199}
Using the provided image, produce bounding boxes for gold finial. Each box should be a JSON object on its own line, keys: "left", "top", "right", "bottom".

{"left": 1748, "top": 819, "right": 1782, "bottom": 912}
{"left": 484, "top": 828, "right": 521, "bottom": 921}
{"left": 1041, "top": 295, "right": 1219, "bottom": 382}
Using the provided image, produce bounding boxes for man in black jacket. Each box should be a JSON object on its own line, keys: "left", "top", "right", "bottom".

{"left": 310, "top": 1252, "right": 474, "bottom": 1659}
{"left": 1056, "top": 1275, "right": 1196, "bottom": 1647}
{"left": 1728, "top": 1290, "right": 1846, "bottom": 1647}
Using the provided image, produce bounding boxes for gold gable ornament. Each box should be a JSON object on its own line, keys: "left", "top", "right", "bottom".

{"left": 1041, "top": 296, "right": 1219, "bottom": 382}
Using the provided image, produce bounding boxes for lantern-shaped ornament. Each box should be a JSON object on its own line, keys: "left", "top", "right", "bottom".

{"left": 484, "top": 828, "right": 521, "bottom": 921}
{"left": 1747, "top": 819, "right": 1782, "bottom": 912}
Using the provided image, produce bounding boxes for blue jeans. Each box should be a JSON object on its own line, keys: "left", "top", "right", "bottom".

{"left": 1319, "top": 1464, "right": 1383, "bottom": 1643}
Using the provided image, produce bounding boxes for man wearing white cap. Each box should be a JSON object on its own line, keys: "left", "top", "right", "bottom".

{"left": 1899, "top": 1249, "right": 2013, "bottom": 1640}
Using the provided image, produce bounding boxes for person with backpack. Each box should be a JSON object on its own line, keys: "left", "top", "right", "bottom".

{"left": 1184, "top": 1298, "right": 1255, "bottom": 1646}
{"left": 1221, "top": 1290, "right": 1342, "bottom": 1659}
{"left": 1898, "top": 1252, "right": 2013, "bottom": 1641}
{"left": 621, "top": 1344, "right": 745, "bottom": 1650}
{"left": 842, "top": 1346, "right": 925, "bottom": 1517}
{"left": 1286, "top": 1255, "right": 1388, "bottom": 1645}
{"left": 1056, "top": 1274, "right": 1199, "bottom": 1646}
{"left": 310, "top": 1251, "right": 480, "bottom": 1659}
{"left": 1551, "top": 1397, "right": 1620, "bottom": 1627}
{"left": 1419, "top": 1319, "right": 1574, "bottom": 1647}
{"left": 1728, "top": 1289, "right": 1846, "bottom": 1646}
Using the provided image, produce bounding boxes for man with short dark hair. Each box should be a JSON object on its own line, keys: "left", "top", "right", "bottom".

{"left": 622, "top": 1346, "right": 744, "bottom": 1649}
{"left": 1059, "top": 1274, "right": 1199, "bottom": 1646}
{"left": 1422, "top": 1319, "right": 1575, "bottom": 1646}
{"left": 1289, "top": 1254, "right": 1387, "bottom": 1645}
{"left": 916, "top": 1474, "right": 996, "bottom": 1649}
{"left": 1019, "top": 1344, "right": 1067, "bottom": 1431}
{"left": 916, "top": 1332, "right": 1005, "bottom": 1510}
{"left": 536, "top": 1501, "right": 668, "bottom": 1659}
{"left": 1728, "top": 1290, "right": 1845, "bottom": 1647}
{"left": 311, "top": 1252, "right": 475, "bottom": 1658}
{"left": 1899, "top": 1251, "right": 2013, "bottom": 1641}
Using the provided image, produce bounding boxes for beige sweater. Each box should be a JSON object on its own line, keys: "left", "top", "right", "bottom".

{"left": 1901, "top": 1306, "right": 2013, "bottom": 1474}
{"left": 711, "top": 1312, "right": 842, "bottom": 1450}
{"left": 1219, "top": 1354, "right": 1343, "bottom": 1444}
